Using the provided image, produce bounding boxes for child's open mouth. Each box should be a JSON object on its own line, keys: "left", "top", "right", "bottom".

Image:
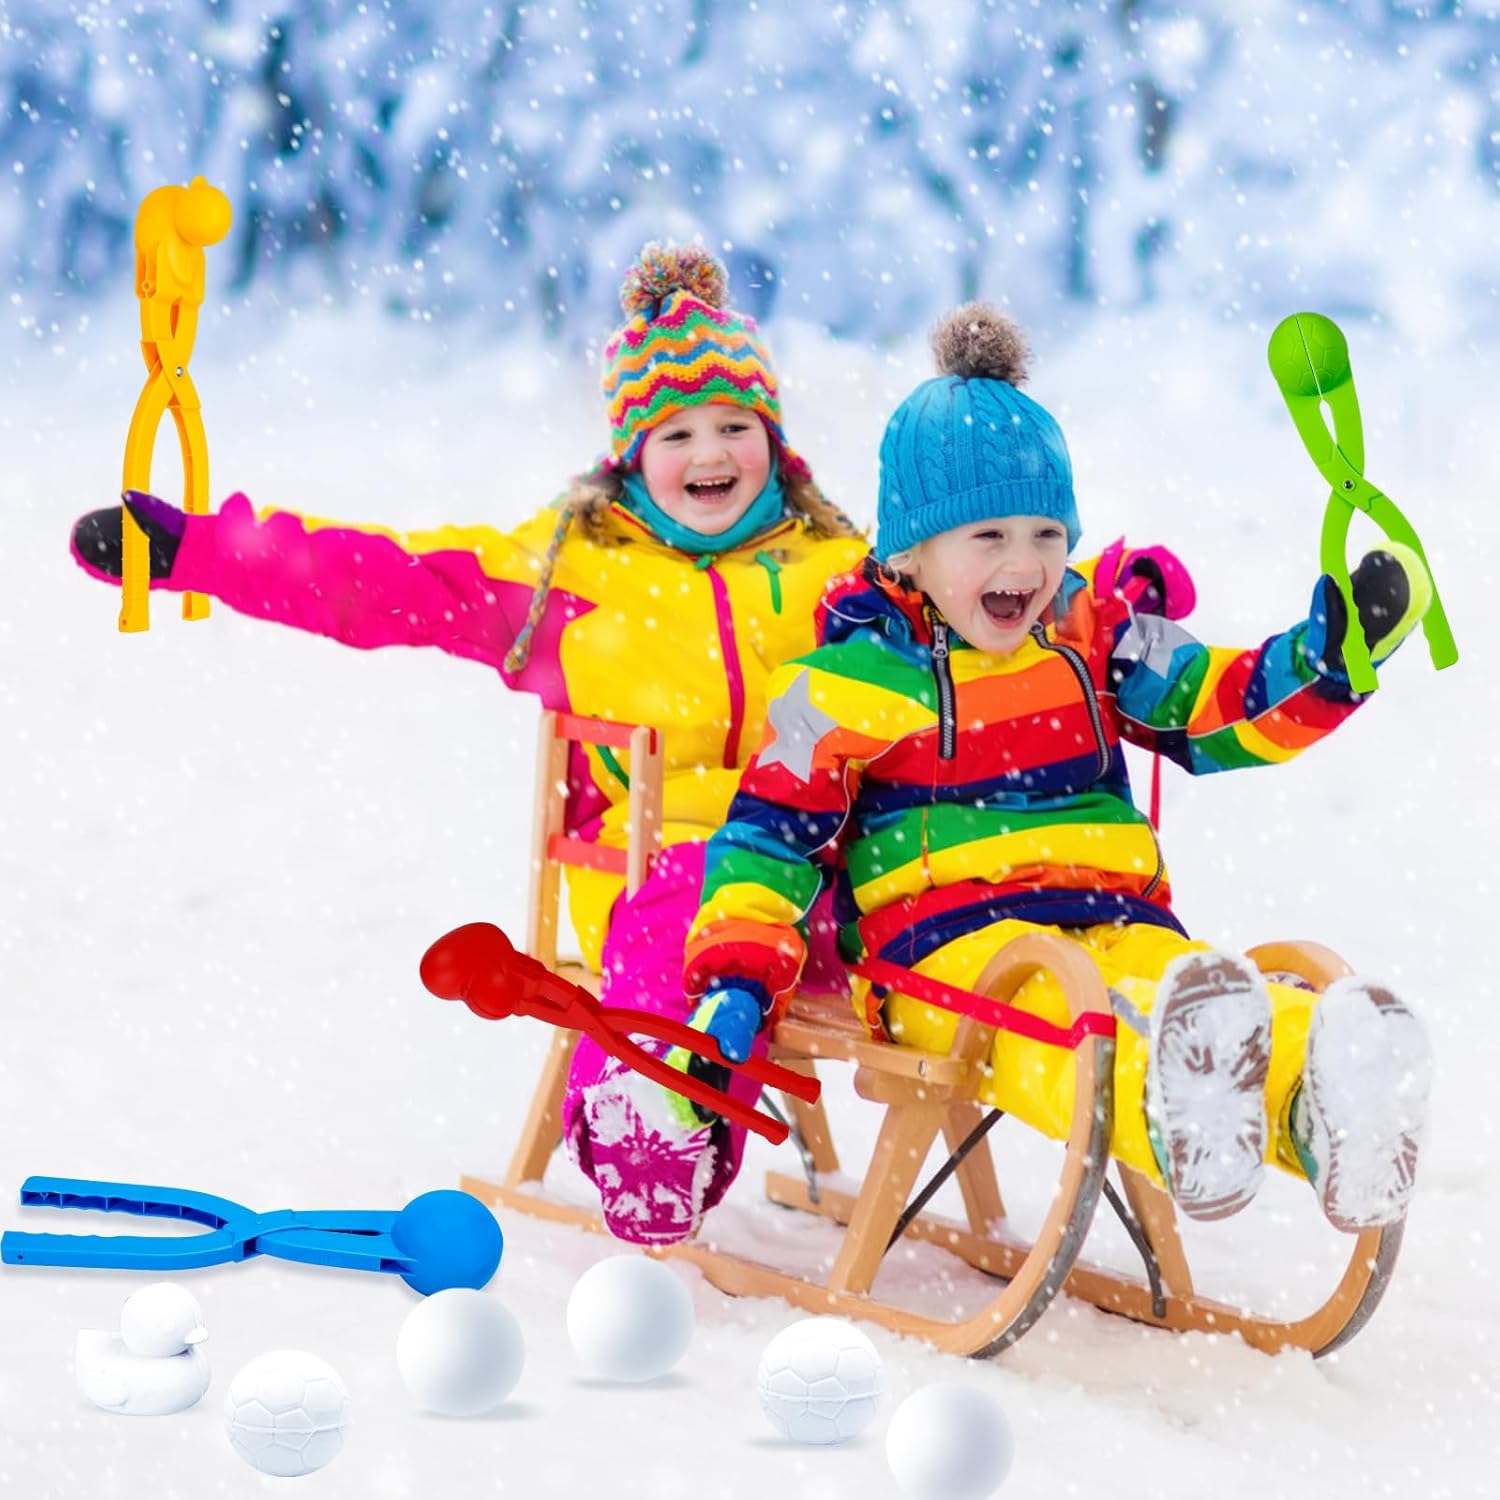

{"left": 684, "top": 477, "right": 738, "bottom": 503}
{"left": 981, "top": 588, "right": 1036, "bottom": 625}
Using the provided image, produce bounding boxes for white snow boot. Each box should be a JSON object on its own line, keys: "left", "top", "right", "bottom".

{"left": 1293, "top": 978, "right": 1432, "bottom": 1234}
{"left": 1146, "top": 950, "right": 1273, "bottom": 1222}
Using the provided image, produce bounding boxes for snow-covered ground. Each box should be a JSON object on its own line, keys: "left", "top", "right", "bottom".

{"left": 0, "top": 300, "right": 1493, "bottom": 1497}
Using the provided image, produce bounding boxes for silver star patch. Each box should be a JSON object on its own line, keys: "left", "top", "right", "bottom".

{"left": 757, "top": 671, "right": 839, "bottom": 782}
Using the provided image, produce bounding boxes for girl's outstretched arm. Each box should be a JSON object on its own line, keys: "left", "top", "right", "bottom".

{"left": 71, "top": 490, "right": 557, "bottom": 678}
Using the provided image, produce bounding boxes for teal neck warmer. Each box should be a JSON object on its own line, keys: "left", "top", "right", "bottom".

{"left": 621, "top": 468, "right": 786, "bottom": 555}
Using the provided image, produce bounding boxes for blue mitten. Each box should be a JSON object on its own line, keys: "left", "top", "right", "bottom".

{"left": 664, "top": 981, "right": 771, "bottom": 1129}
{"left": 694, "top": 985, "right": 765, "bottom": 1064}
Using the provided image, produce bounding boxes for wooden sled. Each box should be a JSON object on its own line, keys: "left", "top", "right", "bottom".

{"left": 463, "top": 711, "right": 1405, "bottom": 1359}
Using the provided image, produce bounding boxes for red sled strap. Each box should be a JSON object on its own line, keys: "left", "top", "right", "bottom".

{"left": 851, "top": 956, "right": 1117, "bottom": 1051}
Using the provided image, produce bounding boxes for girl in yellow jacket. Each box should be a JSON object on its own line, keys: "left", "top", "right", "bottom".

{"left": 70, "top": 244, "right": 868, "bottom": 1245}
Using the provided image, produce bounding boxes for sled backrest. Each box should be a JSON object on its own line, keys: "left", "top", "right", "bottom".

{"left": 526, "top": 710, "right": 663, "bottom": 978}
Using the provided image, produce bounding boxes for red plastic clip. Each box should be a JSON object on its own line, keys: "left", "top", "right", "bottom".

{"left": 420, "top": 923, "right": 820, "bottom": 1145}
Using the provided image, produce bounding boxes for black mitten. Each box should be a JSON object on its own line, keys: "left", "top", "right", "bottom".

{"left": 1305, "top": 542, "right": 1433, "bottom": 678}
{"left": 70, "top": 491, "right": 187, "bottom": 582}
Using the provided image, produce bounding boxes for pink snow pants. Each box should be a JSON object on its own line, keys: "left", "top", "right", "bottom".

{"left": 560, "top": 841, "right": 845, "bottom": 1233}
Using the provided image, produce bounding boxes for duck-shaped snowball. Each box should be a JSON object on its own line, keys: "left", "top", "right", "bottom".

{"left": 119, "top": 1282, "right": 208, "bottom": 1357}
{"left": 76, "top": 1283, "right": 210, "bottom": 1416}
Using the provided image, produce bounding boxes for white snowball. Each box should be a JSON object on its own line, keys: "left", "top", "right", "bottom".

{"left": 224, "top": 1350, "right": 352, "bottom": 1478}
{"left": 886, "top": 1382, "right": 1014, "bottom": 1500}
{"left": 396, "top": 1289, "right": 525, "bottom": 1416}
{"left": 756, "top": 1317, "right": 884, "bottom": 1445}
{"left": 565, "top": 1256, "right": 694, "bottom": 1382}
{"left": 119, "top": 1282, "right": 208, "bottom": 1357}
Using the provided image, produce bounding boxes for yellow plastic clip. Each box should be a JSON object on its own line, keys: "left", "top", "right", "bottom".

{"left": 120, "top": 177, "right": 232, "bottom": 633}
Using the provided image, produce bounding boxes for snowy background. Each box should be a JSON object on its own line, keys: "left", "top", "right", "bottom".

{"left": 1, "top": 2, "right": 1497, "bottom": 1497}
{"left": 7, "top": 0, "right": 1500, "bottom": 343}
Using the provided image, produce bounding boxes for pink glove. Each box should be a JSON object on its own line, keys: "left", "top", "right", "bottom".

{"left": 1095, "top": 537, "right": 1196, "bottom": 620}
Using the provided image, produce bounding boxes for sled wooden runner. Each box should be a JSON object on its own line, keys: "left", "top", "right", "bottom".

{"left": 747, "top": 939, "right": 1401, "bottom": 1358}
{"left": 463, "top": 712, "right": 1406, "bottom": 1358}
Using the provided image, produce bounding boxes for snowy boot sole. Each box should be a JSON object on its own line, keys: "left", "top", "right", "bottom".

{"left": 574, "top": 1054, "right": 718, "bottom": 1246}
{"left": 1148, "top": 951, "right": 1272, "bottom": 1222}
{"left": 1301, "top": 978, "right": 1431, "bottom": 1234}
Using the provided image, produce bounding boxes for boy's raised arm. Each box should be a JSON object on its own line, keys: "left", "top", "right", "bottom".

{"left": 1108, "top": 542, "right": 1431, "bottom": 776}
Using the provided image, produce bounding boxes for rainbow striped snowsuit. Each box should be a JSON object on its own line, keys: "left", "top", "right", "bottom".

{"left": 685, "top": 552, "right": 1370, "bottom": 1180}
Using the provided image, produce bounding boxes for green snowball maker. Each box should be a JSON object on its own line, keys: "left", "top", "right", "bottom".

{"left": 1267, "top": 311, "right": 1457, "bottom": 693}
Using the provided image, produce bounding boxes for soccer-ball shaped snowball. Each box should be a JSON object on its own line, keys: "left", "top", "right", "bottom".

{"left": 756, "top": 1317, "right": 884, "bottom": 1445}
{"left": 885, "top": 1381, "right": 1014, "bottom": 1500}
{"left": 224, "top": 1350, "right": 352, "bottom": 1478}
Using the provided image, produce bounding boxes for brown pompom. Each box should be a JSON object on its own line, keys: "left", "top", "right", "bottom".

{"left": 930, "top": 302, "right": 1030, "bottom": 385}
{"left": 619, "top": 242, "right": 728, "bottom": 316}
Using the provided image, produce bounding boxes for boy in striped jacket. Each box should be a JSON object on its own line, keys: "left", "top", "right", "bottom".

{"left": 675, "top": 304, "right": 1434, "bottom": 1235}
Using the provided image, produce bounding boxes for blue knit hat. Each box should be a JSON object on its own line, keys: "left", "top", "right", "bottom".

{"left": 875, "top": 304, "right": 1079, "bottom": 560}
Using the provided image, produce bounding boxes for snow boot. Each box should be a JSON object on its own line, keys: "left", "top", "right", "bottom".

{"left": 1146, "top": 950, "right": 1273, "bottom": 1222}
{"left": 1291, "top": 978, "right": 1432, "bottom": 1233}
{"left": 568, "top": 1048, "right": 720, "bottom": 1246}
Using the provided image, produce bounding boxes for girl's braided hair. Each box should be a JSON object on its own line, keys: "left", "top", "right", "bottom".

{"left": 502, "top": 465, "right": 860, "bottom": 675}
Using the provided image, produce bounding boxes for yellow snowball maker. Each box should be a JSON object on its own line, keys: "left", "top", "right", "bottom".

{"left": 120, "top": 177, "right": 232, "bottom": 632}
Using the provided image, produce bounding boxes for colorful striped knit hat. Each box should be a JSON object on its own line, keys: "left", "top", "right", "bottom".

{"left": 599, "top": 243, "right": 809, "bottom": 481}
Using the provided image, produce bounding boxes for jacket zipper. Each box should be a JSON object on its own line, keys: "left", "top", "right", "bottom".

{"left": 929, "top": 613, "right": 957, "bottom": 761}
{"left": 1029, "top": 622, "right": 1111, "bottom": 781}
{"left": 702, "top": 559, "right": 746, "bottom": 768}
{"left": 1142, "top": 820, "right": 1165, "bottom": 897}
{"left": 753, "top": 550, "right": 783, "bottom": 613}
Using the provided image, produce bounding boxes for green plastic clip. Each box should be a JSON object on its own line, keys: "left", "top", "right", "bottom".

{"left": 1266, "top": 312, "right": 1457, "bottom": 694}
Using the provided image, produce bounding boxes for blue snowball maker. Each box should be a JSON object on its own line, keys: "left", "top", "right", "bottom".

{"left": 391, "top": 1190, "right": 503, "bottom": 1295}
{"left": 2, "top": 1176, "right": 505, "bottom": 1296}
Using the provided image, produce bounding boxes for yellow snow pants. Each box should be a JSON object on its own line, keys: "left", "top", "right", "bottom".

{"left": 875, "top": 920, "right": 1316, "bottom": 1189}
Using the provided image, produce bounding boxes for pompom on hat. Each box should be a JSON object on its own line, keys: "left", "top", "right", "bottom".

{"left": 599, "top": 242, "right": 809, "bottom": 481}
{"left": 875, "top": 302, "right": 1079, "bottom": 559}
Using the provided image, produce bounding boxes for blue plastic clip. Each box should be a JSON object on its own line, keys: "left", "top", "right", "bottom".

{"left": 1, "top": 1176, "right": 502, "bottom": 1296}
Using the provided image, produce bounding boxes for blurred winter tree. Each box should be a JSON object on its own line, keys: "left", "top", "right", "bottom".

{"left": 1, "top": 0, "right": 1495, "bottom": 341}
